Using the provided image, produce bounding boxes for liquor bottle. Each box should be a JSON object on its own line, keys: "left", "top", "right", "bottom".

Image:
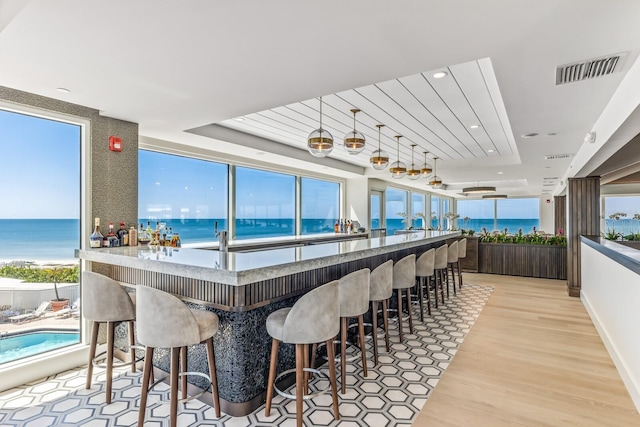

{"left": 145, "top": 221, "right": 153, "bottom": 236}
{"left": 90, "top": 218, "right": 103, "bottom": 248}
{"left": 117, "top": 221, "right": 129, "bottom": 246}
{"left": 334, "top": 220, "right": 339, "bottom": 233}
{"left": 129, "top": 225, "right": 138, "bottom": 246}
{"left": 166, "top": 227, "right": 174, "bottom": 246}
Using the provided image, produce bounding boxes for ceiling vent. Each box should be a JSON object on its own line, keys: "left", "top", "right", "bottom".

{"left": 545, "top": 153, "right": 574, "bottom": 160}
{"left": 555, "top": 52, "right": 626, "bottom": 85}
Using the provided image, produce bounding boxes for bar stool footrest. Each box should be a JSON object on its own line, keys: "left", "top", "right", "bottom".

{"left": 274, "top": 368, "right": 330, "bottom": 400}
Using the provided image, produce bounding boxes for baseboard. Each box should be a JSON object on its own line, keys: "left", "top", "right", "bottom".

{"left": 581, "top": 292, "right": 640, "bottom": 413}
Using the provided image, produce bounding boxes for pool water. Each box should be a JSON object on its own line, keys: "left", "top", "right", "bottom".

{"left": 0, "top": 331, "right": 80, "bottom": 364}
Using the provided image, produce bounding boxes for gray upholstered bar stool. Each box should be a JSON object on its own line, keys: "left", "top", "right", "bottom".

{"left": 433, "top": 244, "right": 448, "bottom": 306}
{"left": 415, "top": 248, "right": 435, "bottom": 321}
{"left": 265, "top": 280, "right": 340, "bottom": 427}
{"left": 83, "top": 271, "right": 138, "bottom": 405}
{"left": 337, "top": 268, "right": 370, "bottom": 394}
{"left": 136, "top": 286, "right": 221, "bottom": 427}
{"left": 457, "top": 238, "right": 467, "bottom": 290}
{"left": 369, "top": 260, "right": 393, "bottom": 366}
{"left": 447, "top": 240, "right": 459, "bottom": 297}
{"left": 392, "top": 253, "right": 416, "bottom": 343}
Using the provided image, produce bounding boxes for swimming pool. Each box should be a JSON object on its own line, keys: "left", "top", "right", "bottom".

{"left": 0, "top": 331, "right": 80, "bottom": 364}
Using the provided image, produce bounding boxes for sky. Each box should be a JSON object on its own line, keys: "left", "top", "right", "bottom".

{"left": 0, "top": 109, "right": 80, "bottom": 219}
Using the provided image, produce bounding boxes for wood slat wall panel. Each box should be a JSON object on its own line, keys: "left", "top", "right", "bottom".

{"left": 554, "top": 195, "right": 566, "bottom": 235}
{"left": 567, "top": 177, "right": 600, "bottom": 296}
{"left": 478, "top": 243, "right": 567, "bottom": 279}
{"left": 106, "top": 241, "right": 445, "bottom": 311}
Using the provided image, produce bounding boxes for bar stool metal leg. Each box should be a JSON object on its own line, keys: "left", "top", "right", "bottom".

{"left": 381, "top": 299, "right": 390, "bottom": 352}
{"left": 86, "top": 321, "right": 99, "bottom": 390}
{"left": 138, "top": 346, "right": 155, "bottom": 427}
{"left": 265, "top": 338, "right": 279, "bottom": 417}
{"left": 106, "top": 321, "right": 115, "bottom": 404}
{"left": 205, "top": 337, "right": 221, "bottom": 418}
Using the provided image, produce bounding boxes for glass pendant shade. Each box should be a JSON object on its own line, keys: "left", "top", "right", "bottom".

{"left": 429, "top": 157, "right": 442, "bottom": 187}
{"left": 389, "top": 161, "right": 407, "bottom": 178}
{"left": 407, "top": 144, "right": 421, "bottom": 180}
{"left": 421, "top": 151, "right": 433, "bottom": 177}
{"left": 343, "top": 109, "right": 366, "bottom": 154}
{"left": 370, "top": 124, "right": 389, "bottom": 169}
{"left": 390, "top": 135, "right": 406, "bottom": 178}
{"left": 307, "top": 96, "right": 334, "bottom": 157}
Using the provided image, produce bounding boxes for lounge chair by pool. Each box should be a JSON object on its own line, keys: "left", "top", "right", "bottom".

{"left": 9, "top": 301, "right": 51, "bottom": 323}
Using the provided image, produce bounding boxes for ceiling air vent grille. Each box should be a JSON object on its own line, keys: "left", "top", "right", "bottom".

{"left": 545, "top": 153, "right": 573, "bottom": 160}
{"left": 555, "top": 53, "right": 626, "bottom": 85}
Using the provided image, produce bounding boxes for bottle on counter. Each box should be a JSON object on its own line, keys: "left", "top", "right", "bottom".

{"left": 334, "top": 219, "right": 339, "bottom": 233}
{"left": 129, "top": 225, "right": 138, "bottom": 246}
{"left": 90, "top": 217, "right": 103, "bottom": 248}
{"left": 166, "top": 227, "right": 174, "bottom": 246}
{"left": 117, "top": 221, "right": 129, "bottom": 246}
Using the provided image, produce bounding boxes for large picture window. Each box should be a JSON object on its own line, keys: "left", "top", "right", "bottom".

{"left": 235, "top": 166, "right": 295, "bottom": 239}
{"left": 457, "top": 198, "right": 540, "bottom": 233}
{"left": 301, "top": 177, "right": 340, "bottom": 235}
{"left": 138, "top": 150, "right": 228, "bottom": 244}
{"left": 0, "top": 108, "right": 81, "bottom": 362}
{"left": 386, "top": 187, "right": 408, "bottom": 235}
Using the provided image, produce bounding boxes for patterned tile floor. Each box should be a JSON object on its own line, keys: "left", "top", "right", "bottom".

{"left": 0, "top": 284, "right": 492, "bottom": 427}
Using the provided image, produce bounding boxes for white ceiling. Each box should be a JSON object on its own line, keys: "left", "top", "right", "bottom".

{"left": 2, "top": 0, "right": 640, "bottom": 198}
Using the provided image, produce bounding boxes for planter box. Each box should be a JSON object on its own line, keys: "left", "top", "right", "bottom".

{"left": 460, "top": 236, "right": 479, "bottom": 272}
{"left": 478, "top": 242, "right": 567, "bottom": 280}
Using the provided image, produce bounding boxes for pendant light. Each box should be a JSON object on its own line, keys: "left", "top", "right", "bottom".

{"left": 420, "top": 151, "right": 433, "bottom": 178}
{"left": 389, "top": 135, "right": 407, "bottom": 179}
{"left": 429, "top": 157, "right": 443, "bottom": 187}
{"left": 343, "top": 108, "right": 366, "bottom": 154}
{"left": 307, "top": 96, "right": 334, "bottom": 157}
{"left": 406, "top": 144, "right": 421, "bottom": 180}
{"left": 462, "top": 184, "right": 497, "bottom": 195}
{"left": 370, "top": 124, "right": 389, "bottom": 170}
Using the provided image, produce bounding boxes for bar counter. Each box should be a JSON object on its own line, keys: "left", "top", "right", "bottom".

{"left": 76, "top": 230, "right": 458, "bottom": 415}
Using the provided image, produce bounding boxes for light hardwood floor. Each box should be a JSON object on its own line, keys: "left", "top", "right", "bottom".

{"left": 413, "top": 273, "right": 640, "bottom": 427}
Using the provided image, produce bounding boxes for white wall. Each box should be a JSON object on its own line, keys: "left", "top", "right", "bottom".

{"left": 581, "top": 243, "right": 640, "bottom": 412}
{"left": 539, "top": 196, "right": 554, "bottom": 233}
{"left": 345, "top": 177, "right": 369, "bottom": 228}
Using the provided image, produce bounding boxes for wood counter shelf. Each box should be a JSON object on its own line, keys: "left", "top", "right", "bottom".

{"left": 76, "top": 231, "right": 457, "bottom": 416}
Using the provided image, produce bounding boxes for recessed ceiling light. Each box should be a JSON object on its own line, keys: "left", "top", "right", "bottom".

{"left": 497, "top": 171, "right": 504, "bottom": 175}
{"left": 521, "top": 133, "right": 539, "bottom": 138}
{"left": 235, "top": 117, "right": 245, "bottom": 121}
{"left": 433, "top": 71, "right": 448, "bottom": 79}
{"left": 487, "top": 149, "right": 495, "bottom": 153}
{"left": 56, "top": 87, "right": 70, "bottom": 93}
{"left": 470, "top": 124, "right": 480, "bottom": 129}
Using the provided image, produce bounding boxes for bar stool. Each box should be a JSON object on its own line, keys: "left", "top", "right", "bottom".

{"left": 433, "top": 244, "right": 448, "bottom": 306}
{"left": 83, "top": 271, "right": 138, "bottom": 405}
{"left": 369, "top": 260, "right": 393, "bottom": 366}
{"left": 265, "top": 280, "right": 340, "bottom": 427}
{"left": 457, "top": 238, "right": 467, "bottom": 290}
{"left": 137, "top": 286, "right": 221, "bottom": 427}
{"left": 337, "top": 268, "right": 370, "bottom": 394}
{"left": 447, "top": 240, "right": 459, "bottom": 296}
{"left": 415, "top": 248, "right": 435, "bottom": 321}
{"left": 393, "top": 254, "right": 416, "bottom": 343}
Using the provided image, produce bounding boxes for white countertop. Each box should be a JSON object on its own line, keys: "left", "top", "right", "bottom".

{"left": 76, "top": 230, "right": 458, "bottom": 286}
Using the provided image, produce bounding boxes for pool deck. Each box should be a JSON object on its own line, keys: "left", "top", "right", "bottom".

{"left": 0, "top": 312, "right": 78, "bottom": 334}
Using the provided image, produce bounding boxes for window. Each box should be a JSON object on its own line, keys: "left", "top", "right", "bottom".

{"left": 0, "top": 108, "right": 81, "bottom": 362}
{"left": 431, "top": 195, "right": 440, "bottom": 230}
{"left": 138, "top": 150, "right": 228, "bottom": 244}
{"left": 442, "top": 198, "right": 451, "bottom": 229}
{"left": 496, "top": 198, "right": 539, "bottom": 233}
{"left": 386, "top": 187, "right": 408, "bottom": 235}
{"left": 301, "top": 177, "right": 340, "bottom": 234}
{"left": 411, "top": 193, "right": 425, "bottom": 229}
{"left": 235, "top": 166, "right": 295, "bottom": 239}
{"left": 370, "top": 190, "right": 383, "bottom": 230}
{"left": 457, "top": 199, "right": 495, "bottom": 232}
{"left": 456, "top": 198, "right": 540, "bottom": 233}
{"left": 602, "top": 195, "right": 640, "bottom": 239}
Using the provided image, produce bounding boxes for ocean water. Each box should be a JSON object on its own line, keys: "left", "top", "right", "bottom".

{"left": 0, "top": 217, "right": 552, "bottom": 261}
